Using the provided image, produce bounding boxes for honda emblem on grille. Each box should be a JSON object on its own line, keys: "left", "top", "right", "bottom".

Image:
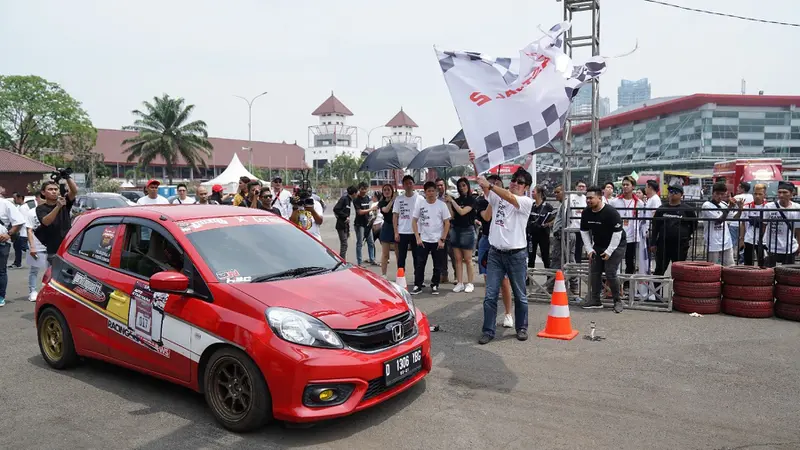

{"left": 390, "top": 322, "right": 404, "bottom": 343}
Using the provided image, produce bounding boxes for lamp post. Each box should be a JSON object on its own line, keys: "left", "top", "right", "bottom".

{"left": 358, "top": 125, "right": 383, "bottom": 150}
{"left": 233, "top": 91, "right": 268, "bottom": 173}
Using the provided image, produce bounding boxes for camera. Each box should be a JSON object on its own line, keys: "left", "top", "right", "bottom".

{"left": 50, "top": 167, "right": 73, "bottom": 196}
{"left": 290, "top": 189, "right": 314, "bottom": 208}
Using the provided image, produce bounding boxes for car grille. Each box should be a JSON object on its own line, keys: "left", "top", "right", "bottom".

{"left": 334, "top": 311, "right": 416, "bottom": 352}
{"left": 362, "top": 367, "right": 422, "bottom": 402}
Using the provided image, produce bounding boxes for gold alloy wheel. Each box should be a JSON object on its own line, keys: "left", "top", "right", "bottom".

{"left": 209, "top": 356, "right": 254, "bottom": 423}
{"left": 40, "top": 316, "right": 64, "bottom": 362}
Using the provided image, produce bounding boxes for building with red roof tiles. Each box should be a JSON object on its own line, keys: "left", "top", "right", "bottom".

{"left": 92, "top": 128, "right": 308, "bottom": 181}
{"left": 0, "top": 149, "right": 56, "bottom": 194}
{"left": 306, "top": 92, "right": 362, "bottom": 169}
{"left": 381, "top": 107, "right": 421, "bottom": 149}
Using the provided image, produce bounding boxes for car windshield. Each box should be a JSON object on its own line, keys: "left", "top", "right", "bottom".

{"left": 92, "top": 196, "right": 129, "bottom": 209}
{"left": 186, "top": 222, "right": 340, "bottom": 282}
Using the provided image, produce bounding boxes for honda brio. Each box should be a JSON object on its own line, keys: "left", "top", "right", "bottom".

{"left": 35, "top": 205, "right": 432, "bottom": 431}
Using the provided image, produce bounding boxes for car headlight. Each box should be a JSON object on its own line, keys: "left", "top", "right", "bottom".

{"left": 266, "top": 307, "right": 343, "bottom": 349}
{"left": 389, "top": 281, "right": 415, "bottom": 317}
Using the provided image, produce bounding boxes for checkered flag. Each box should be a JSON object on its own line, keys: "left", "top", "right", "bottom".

{"left": 435, "top": 22, "right": 606, "bottom": 174}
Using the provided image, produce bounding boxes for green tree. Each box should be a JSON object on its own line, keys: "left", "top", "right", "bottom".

{"left": 329, "top": 154, "right": 373, "bottom": 187}
{"left": 0, "top": 75, "right": 93, "bottom": 156}
{"left": 122, "top": 94, "right": 213, "bottom": 185}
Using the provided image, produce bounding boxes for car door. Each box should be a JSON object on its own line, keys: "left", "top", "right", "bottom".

{"left": 102, "top": 217, "right": 193, "bottom": 382}
{"left": 54, "top": 216, "right": 125, "bottom": 357}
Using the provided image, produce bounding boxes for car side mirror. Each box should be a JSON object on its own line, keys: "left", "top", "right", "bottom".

{"left": 150, "top": 271, "right": 190, "bottom": 294}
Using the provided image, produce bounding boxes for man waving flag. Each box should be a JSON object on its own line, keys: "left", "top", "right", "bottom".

{"left": 434, "top": 22, "right": 606, "bottom": 174}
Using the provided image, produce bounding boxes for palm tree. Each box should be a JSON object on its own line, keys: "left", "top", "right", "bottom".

{"left": 122, "top": 94, "right": 213, "bottom": 184}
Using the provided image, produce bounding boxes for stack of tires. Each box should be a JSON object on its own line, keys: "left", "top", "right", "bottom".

{"left": 775, "top": 264, "right": 800, "bottom": 322}
{"left": 671, "top": 261, "right": 722, "bottom": 314}
{"left": 721, "top": 266, "right": 775, "bottom": 318}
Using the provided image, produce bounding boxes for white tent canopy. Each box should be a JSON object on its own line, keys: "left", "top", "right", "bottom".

{"left": 201, "top": 153, "right": 260, "bottom": 194}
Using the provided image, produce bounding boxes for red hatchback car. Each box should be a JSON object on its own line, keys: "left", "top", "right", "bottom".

{"left": 35, "top": 205, "right": 432, "bottom": 431}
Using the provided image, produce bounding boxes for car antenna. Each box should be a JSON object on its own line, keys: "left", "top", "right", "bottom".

{"left": 159, "top": 215, "right": 168, "bottom": 221}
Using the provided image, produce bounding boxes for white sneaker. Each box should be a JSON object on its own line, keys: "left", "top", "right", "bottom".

{"left": 452, "top": 283, "right": 465, "bottom": 293}
{"left": 464, "top": 283, "right": 474, "bottom": 293}
{"left": 29, "top": 291, "right": 38, "bottom": 302}
{"left": 503, "top": 314, "right": 514, "bottom": 328}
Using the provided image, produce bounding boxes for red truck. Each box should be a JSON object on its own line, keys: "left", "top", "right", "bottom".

{"left": 712, "top": 159, "right": 783, "bottom": 198}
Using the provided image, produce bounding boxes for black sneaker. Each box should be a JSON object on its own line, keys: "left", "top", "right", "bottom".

{"left": 613, "top": 300, "right": 624, "bottom": 313}
{"left": 431, "top": 285, "right": 439, "bottom": 295}
{"left": 8, "top": 264, "right": 22, "bottom": 269}
{"left": 410, "top": 286, "right": 423, "bottom": 295}
{"left": 516, "top": 329, "right": 528, "bottom": 341}
{"left": 478, "top": 334, "right": 494, "bottom": 345}
{"left": 579, "top": 300, "right": 603, "bottom": 309}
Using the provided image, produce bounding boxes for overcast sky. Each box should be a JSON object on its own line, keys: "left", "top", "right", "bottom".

{"left": 2, "top": 0, "right": 797, "bottom": 150}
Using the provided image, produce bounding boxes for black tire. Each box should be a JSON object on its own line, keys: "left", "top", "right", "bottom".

{"left": 203, "top": 347, "right": 272, "bottom": 432}
{"left": 775, "top": 301, "right": 800, "bottom": 321}
{"left": 775, "top": 264, "right": 800, "bottom": 286}
{"left": 722, "top": 284, "right": 774, "bottom": 302}
{"left": 673, "top": 281, "right": 721, "bottom": 298}
{"left": 671, "top": 262, "right": 721, "bottom": 283}
{"left": 673, "top": 295, "right": 721, "bottom": 314}
{"left": 774, "top": 284, "right": 800, "bottom": 305}
{"left": 721, "top": 298, "right": 774, "bottom": 318}
{"left": 721, "top": 266, "right": 774, "bottom": 286}
{"left": 37, "top": 307, "right": 79, "bottom": 370}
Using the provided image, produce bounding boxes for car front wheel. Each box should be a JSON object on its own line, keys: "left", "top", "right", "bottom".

{"left": 37, "top": 307, "right": 79, "bottom": 369}
{"left": 203, "top": 347, "right": 272, "bottom": 432}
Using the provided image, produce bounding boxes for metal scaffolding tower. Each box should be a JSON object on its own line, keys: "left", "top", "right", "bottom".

{"left": 560, "top": 0, "right": 601, "bottom": 188}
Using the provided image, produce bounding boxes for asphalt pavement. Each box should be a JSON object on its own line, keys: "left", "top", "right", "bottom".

{"left": 1, "top": 220, "right": 799, "bottom": 450}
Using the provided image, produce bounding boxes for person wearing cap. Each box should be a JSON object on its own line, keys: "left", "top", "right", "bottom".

{"left": 650, "top": 184, "right": 696, "bottom": 288}
{"left": 760, "top": 180, "right": 800, "bottom": 267}
{"left": 136, "top": 180, "right": 169, "bottom": 205}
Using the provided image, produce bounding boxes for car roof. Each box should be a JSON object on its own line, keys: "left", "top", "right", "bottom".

{"left": 89, "top": 205, "right": 277, "bottom": 223}
{"left": 83, "top": 192, "right": 126, "bottom": 197}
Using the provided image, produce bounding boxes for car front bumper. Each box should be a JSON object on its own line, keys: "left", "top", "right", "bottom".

{"left": 257, "top": 310, "right": 433, "bottom": 423}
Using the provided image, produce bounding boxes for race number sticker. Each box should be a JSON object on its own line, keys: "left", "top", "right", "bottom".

{"left": 128, "top": 281, "right": 167, "bottom": 343}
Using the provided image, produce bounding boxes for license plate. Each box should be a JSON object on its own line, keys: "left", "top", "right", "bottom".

{"left": 384, "top": 347, "right": 423, "bottom": 387}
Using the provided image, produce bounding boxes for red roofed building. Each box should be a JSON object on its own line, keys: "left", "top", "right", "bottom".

{"left": 536, "top": 93, "right": 800, "bottom": 178}
{"left": 306, "top": 92, "right": 360, "bottom": 169}
{"left": 0, "top": 149, "right": 56, "bottom": 194}
{"left": 92, "top": 128, "right": 308, "bottom": 181}
{"left": 382, "top": 107, "right": 421, "bottom": 149}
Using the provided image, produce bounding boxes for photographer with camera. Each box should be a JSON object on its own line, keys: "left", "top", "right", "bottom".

{"left": 0, "top": 187, "right": 27, "bottom": 306}
{"left": 239, "top": 181, "right": 264, "bottom": 209}
{"left": 289, "top": 188, "right": 324, "bottom": 240}
{"left": 35, "top": 168, "right": 78, "bottom": 267}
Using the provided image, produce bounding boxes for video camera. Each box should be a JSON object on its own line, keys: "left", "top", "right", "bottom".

{"left": 50, "top": 167, "right": 73, "bottom": 196}
{"left": 290, "top": 189, "right": 315, "bottom": 208}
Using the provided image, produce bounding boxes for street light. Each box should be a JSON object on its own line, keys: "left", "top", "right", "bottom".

{"left": 233, "top": 91, "right": 268, "bottom": 173}
{"left": 357, "top": 125, "right": 383, "bottom": 149}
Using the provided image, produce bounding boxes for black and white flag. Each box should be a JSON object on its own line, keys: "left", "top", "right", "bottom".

{"left": 435, "top": 22, "right": 607, "bottom": 174}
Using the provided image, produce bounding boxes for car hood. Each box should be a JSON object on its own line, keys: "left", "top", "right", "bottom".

{"left": 228, "top": 268, "right": 410, "bottom": 329}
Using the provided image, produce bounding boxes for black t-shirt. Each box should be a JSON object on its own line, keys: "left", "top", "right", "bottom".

{"left": 580, "top": 204, "right": 626, "bottom": 252}
{"left": 378, "top": 198, "right": 393, "bottom": 224}
{"left": 451, "top": 195, "right": 476, "bottom": 229}
{"left": 475, "top": 197, "right": 491, "bottom": 237}
{"left": 527, "top": 201, "right": 555, "bottom": 234}
{"left": 35, "top": 198, "right": 75, "bottom": 254}
{"left": 353, "top": 195, "right": 370, "bottom": 227}
{"left": 652, "top": 202, "right": 697, "bottom": 244}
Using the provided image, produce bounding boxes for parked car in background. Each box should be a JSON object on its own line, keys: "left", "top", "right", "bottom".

{"left": 119, "top": 190, "right": 144, "bottom": 203}
{"left": 71, "top": 193, "right": 131, "bottom": 221}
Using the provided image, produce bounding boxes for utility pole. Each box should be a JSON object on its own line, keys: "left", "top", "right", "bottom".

{"left": 234, "top": 91, "right": 268, "bottom": 173}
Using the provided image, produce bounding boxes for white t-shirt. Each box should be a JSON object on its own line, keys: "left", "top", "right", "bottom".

{"left": 568, "top": 194, "right": 586, "bottom": 230}
{"left": 743, "top": 202, "right": 765, "bottom": 245}
{"left": 643, "top": 194, "right": 662, "bottom": 238}
{"left": 171, "top": 196, "right": 196, "bottom": 205}
{"left": 700, "top": 201, "right": 733, "bottom": 252}
{"left": 17, "top": 203, "right": 30, "bottom": 238}
{"left": 488, "top": 190, "right": 534, "bottom": 250}
{"left": 761, "top": 201, "right": 800, "bottom": 255}
{"left": 412, "top": 199, "right": 451, "bottom": 243}
{"left": 0, "top": 198, "right": 26, "bottom": 236}
{"left": 26, "top": 208, "right": 46, "bottom": 253}
{"left": 272, "top": 189, "right": 292, "bottom": 219}
{"left": 730, "top": 194, "right": 753, "bottom": 229}
{"left": 610, "top": 196, "right": 642, "bottom": 243}
{"left": 294, "top": 200, "right": 323, "bottom": 239}
{"left": 392, "top": 192, "right": 420, "bottom": 235}
{"left": 371, "top": 201, "right": 383, "bottom": 227}
{"left": 137, "top": 195, "right": 170, "bottom": 205}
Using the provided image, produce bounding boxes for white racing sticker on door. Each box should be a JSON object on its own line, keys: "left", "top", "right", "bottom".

{"left": 128, "top": 281, "right": 168, "bottom": 345}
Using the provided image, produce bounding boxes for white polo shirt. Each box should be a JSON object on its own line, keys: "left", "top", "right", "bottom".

{"left": 487, "top": 190, "right": 534, "bottom": 250}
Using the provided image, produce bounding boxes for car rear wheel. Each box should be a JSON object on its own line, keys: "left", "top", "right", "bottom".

{"left": 203, "top": 347, "right": 272, "bottom": 432}
{"left": 37, "top": 308, "right": 78, "bottom": 369}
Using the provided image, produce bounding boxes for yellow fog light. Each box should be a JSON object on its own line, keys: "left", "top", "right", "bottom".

{"left": 318, "top": 389, "right": 335, "bottom": 401}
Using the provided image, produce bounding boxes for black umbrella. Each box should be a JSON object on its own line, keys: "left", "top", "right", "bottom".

{"left": 406, "top": 143, "right": 470, "bottom": 170}
{"left": 357, "top": 143, "right": 418, "bottom": 171}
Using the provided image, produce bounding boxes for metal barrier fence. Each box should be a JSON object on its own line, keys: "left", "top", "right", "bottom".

{"left": 526, "top": 198, "right": 799, "bottom": 312}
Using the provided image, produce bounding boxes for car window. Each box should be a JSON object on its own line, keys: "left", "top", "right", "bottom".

{"left": 93, "top": 196, "right": 129, "bottom": 209}
{"left": 77, "top": 224, "right": 121, "bottom": 265}
{"left": 186, "top": 222, "right": 339, "bottom": 282}
{"left": 120, "top": 224, "right": 184, "bottom": 279}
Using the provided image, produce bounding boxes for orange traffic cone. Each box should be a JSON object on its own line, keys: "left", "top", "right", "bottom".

{"left": 396, "top": 268, "right": 408, "bottom": 290}
{"left": 537, "top": 270, "right": 579, "bottom": 340}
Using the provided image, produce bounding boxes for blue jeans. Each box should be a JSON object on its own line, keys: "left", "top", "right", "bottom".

{"left": 13, "top": 235, "right": 28, "bottom": 266}
{"left": 482, "top": 247, "right": 528, "bottom": 336}
{"left": 0, "top": 243, "right": 9, "bottom": 298}
{"left": 29, "top": 264, "right": 41, "bottom": 293}
{"left": 354, "top": 224, "right": 375, "bottom": 264}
